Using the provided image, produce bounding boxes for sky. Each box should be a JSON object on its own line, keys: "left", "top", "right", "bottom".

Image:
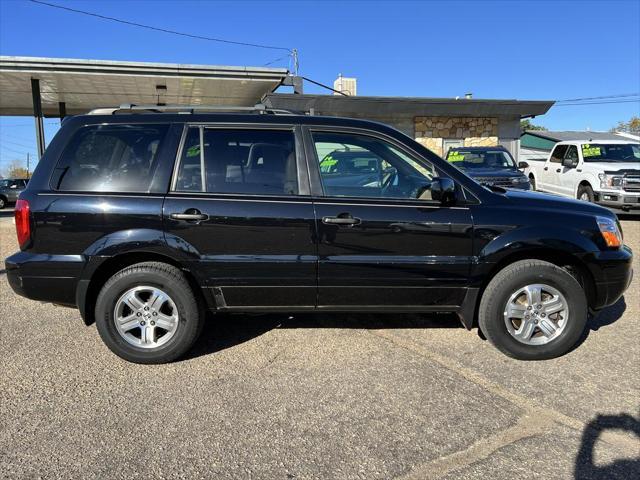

{"left": 0, "top": 0, "right": 639, "bottom": 173}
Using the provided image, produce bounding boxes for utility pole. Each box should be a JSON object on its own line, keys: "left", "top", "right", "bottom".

{"left": 27, "top": 153, "right": 30, "bottom": 179}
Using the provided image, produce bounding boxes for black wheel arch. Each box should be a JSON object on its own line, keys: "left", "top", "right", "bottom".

{"left": 77, "top": 251, "right": 211, "bottom": 326}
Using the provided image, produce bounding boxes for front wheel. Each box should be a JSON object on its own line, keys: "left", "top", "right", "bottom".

{"left": 529, "top": 175, "right": 536, "bottom": 191}
{"left": 95, "top": 262, "right": 203, "bottom": 364}
{"left": 577, "top": 184, "right": 595, "bottom": 203}
{"left": 0, "top": 197, "right": 6, "bottom": 209}
{"left": 478, "top": 260, "right": 587, "bottom": 360}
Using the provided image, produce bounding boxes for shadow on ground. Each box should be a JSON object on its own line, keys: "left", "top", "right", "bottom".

{"left": 575, "top": 412, "right": 640, "bottom": 479}
{"left": 568, "top": 296, "right": 627, "bottom": 354}
{"left": 185, "top": 295, "right": 627, "bottom": 361}
{"left": 185, "top": 311, "right": 460, "bottom": 360}
{"left": 0, "top": 210, "right": 14, "bottom": 218}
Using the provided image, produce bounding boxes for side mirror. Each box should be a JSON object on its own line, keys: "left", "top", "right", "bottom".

{"left": 518, "top": 161, "right": 529, "bottom": 170}
{"left": 430, "top": 177, "right": 456, "bottom": 204}
{"left": 562, "top": 157, "right": 578, "bottom": 168}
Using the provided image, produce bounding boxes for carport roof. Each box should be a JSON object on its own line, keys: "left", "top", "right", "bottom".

{"left": 263, "top": 93, "right": 554, "bottom": 118}
{"left": 0, "top": 56, "right": 290, "bottom": 116}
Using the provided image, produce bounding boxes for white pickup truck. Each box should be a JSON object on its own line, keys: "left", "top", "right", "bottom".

{"left": 525, "top": 140, "right": 640, "bottom": 211}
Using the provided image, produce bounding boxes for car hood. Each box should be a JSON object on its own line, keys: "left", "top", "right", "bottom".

{"left": 501, "top": 189, "right": 612, "bottom": 216}
{"left": 584, "top": 162, "right": 639, "bottom": 172}
{"left": 463, "top": 168, "right": 524, "bottom": 178}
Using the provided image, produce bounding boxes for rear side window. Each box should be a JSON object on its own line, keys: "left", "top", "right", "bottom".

{"left": 51, "top": 124, "right": 169, "bottom": 192}
{"left": 173, "top": 128, "right": 298, "bottom": 195}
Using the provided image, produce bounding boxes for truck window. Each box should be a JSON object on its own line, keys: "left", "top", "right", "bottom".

{"left": 550, "top": 145, "right": 569, "bottom": 163}
{"left": 565, "top": 146, "right": 579, "bottom": 162}
{"left": 52, "top": 124, "right": 170, "bottom": 192}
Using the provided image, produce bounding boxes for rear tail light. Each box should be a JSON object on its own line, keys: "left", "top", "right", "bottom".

{"left": 15, "top": 199, "right": 31, "bottom": 248}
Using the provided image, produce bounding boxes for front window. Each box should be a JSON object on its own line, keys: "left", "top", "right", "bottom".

{"left": 313, "top": 131, "right": 436, "bottom": 200}
{"left": 446, "top": 149, "right": 516, "bottom": 170}
{"left": 581, "top": 143, "right": 640, "bottom": 162}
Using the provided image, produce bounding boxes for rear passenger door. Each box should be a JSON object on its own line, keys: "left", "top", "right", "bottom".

{"left": 163, "top": 125, "right": 317, "bottom": 309}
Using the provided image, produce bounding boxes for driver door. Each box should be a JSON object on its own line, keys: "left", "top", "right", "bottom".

{"left": 558, "top": 145, "right": 581, "bottom": 197}
{"left": 305, "top": 127, "right": 474, "bottom": 309}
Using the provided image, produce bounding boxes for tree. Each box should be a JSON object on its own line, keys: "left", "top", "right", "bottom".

{"left": 521, "top": 119, "right": 547, "bottom": 132}
{"left": 610, "top": 116, "right": 640, "bottom": 135}
{"left": 3, "top": 160, "right": 29, "bottom": 179}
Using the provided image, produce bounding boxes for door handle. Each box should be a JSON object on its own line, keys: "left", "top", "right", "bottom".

{"left": 322, "top": 214, "right": 361, "bottom": 226}
{"left": 556, "top": 168, "right": 561, "bottom": 173}
{"left": 543, "top": 167, "right": 549, "bottom": 171}
{"left": 170, "top": 210, "right": 209, "bottom": 222}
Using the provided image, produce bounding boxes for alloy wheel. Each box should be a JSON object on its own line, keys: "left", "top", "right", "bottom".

{"left": 503, "top": 283, "right": 569, "bottom": 345}
{"left": 114, "top": 286, "right": 179, "bottom": 349}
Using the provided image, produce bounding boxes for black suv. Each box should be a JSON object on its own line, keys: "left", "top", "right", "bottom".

{"left": 5, "top": 106, "right": 633, "bottom": 363}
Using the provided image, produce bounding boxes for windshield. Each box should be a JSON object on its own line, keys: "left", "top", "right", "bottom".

{"left": 581, "top": 143, "right": 640, "bottom": 162}
{"left": 0, "top": 180, "right": 10, "bottom": 188}
{"left": 446, "top": 150, "right": 516, "bottom": 169}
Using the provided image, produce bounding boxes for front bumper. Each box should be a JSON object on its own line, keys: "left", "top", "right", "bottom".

{"left": 587, "top": 245, "right": 634, "bottom": 310}
{"left": 5, "top": 251, "right": 84, "bottom": 306}
{"left": 594, "top": 191, "right": 640, "bottom": 210}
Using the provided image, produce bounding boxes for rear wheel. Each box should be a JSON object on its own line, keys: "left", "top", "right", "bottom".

{"left": 95, "top": 261, "right": 203, "bottom": 364}
{"left": 479, "top": 260, "right": 587, "bottom": 360}
{"left": 0, "top": 196, "right": 6, "bottom": 209}
{"left": 577, "top": 184, "right": 595, "bottom": 203}
{"left": 529, "top": 175, "right": 536, "bottom": 190}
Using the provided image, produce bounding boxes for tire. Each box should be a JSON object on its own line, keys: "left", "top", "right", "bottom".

{"left": 0, "top": 196, "right": 6, "bottom": 209}
{"left": 95, "top": 261, "right": 203, "bottom": 364}
{"left": 478, "top": 259, "right": 587, "bottom": 360}
{"left": 577, "top": 184, "right": 595, "bottom": 203}
{"left": 529, "top": 175, "right": 536, "bottom": 191}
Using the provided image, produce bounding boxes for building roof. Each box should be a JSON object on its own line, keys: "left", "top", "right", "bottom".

{"left": 0, "top": 56, "right": 290, "bottom": 116}
{"left": 263, "top": 93, "right": 554, "bottom": 118}
{"left": 523, "top": 130, "right": 628, "bottom": 142}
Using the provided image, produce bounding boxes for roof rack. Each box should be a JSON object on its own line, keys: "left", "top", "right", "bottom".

{"left": 88, "top": 103, "right": 295, "bottom": 115}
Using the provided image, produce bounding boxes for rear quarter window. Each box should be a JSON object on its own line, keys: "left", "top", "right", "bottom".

{"left": 51, "top": 124, "right": 170, "bottom": 192}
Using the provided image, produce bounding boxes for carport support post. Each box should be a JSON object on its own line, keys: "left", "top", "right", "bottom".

{"left": 58, "top": 102, "right": 66, "bottom": 120}
{"left": 31, "top": 78, "right": 46, "bottom": 159}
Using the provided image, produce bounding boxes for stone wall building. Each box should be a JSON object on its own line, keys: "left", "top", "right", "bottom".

{"left": 264, "top": 94, "right": 554, "bottom": 160}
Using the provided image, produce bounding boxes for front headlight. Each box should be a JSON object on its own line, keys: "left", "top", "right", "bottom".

{"left": 596, "top": 216, "right": 623, "bottom": 248}
{"left": 511, "top": 176, "right": 529, "bottom": 184}
{"left": 598, "top": 173, "right": 624, "bottom": 190}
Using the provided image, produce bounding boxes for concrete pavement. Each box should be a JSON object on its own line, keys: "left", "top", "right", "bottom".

{"left": 1, "top": 218, "right": 638, "bottom": 479}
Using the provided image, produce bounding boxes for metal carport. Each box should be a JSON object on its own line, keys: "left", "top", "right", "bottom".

{"left": 0, "top": 56, "right": 298, "bottom": 159}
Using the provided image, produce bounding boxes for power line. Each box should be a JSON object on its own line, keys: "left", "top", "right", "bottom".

{"left": 0, "top": 145, "right": 33, "bottom": 156}
{"left": 0, "top": 139, "right": 37, "bottom": 151}
{"left": 553, "top": 99, "right": 640, "bottom": 107}
{"left": 29, "top": 0, "right": 293, "bottom": 53}
{"left": 556, "top": 93, "right": 639, "bottom": 103}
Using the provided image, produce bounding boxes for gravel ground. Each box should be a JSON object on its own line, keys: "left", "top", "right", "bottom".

{"left": 0, "top": 211, "right": 638, "bottom": 479}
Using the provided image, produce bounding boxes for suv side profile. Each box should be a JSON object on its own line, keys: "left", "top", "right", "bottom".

{"left": 5, "top": 107, "right": 633, "bottom": 363}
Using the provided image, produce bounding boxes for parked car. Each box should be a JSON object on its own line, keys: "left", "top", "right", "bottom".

{"left": 525, "top": 140, "right": 640, "bottom": 211}
{"left": 445, "top": 146, "right": 531, "bottom": 190}
{"left": 5, "top": 106, "right": 633, "bottom": 364}
{"left": 0, "top": 178, "right": 28, "bottom": 209}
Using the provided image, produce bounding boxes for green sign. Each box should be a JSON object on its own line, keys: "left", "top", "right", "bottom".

{"left": 447, "top": 152, "right": 465, "bottom": 162}
{"left": 581, "top": 144, "right": 601, "bottom": 158}
{"left": 186, "top": 144, "right": 200, "bottom": 157}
